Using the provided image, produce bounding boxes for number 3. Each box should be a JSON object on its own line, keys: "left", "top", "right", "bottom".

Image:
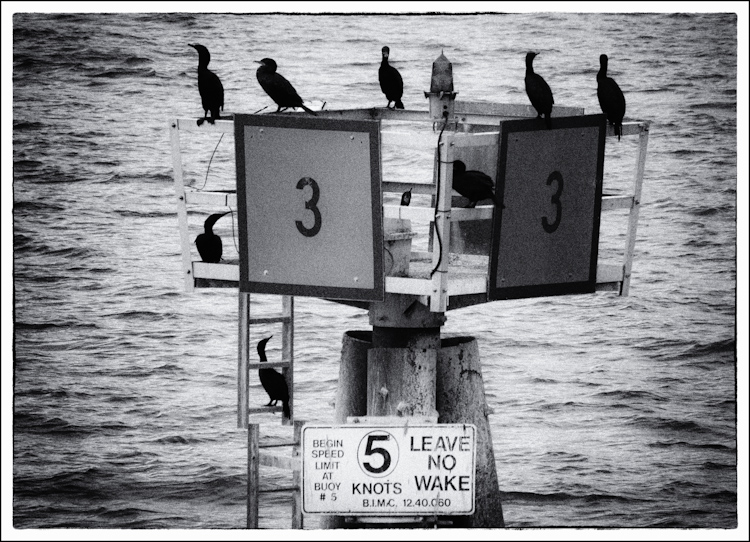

{"left": 296, "top": 177, "right": 322, "bottom": 237}
{"left": 542, "top": 171, "right": 563, "bottom": 233}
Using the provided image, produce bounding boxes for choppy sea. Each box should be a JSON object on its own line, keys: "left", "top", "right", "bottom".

{"left": 8, "top": 9, "right": 743, "bottom": 534}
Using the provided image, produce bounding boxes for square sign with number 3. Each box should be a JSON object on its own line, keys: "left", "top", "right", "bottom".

{"left": 489, "top": 114, "right": 606, "bottom": 300}
{"left": 235, "top": 114, "right": 384, "bottom": 301}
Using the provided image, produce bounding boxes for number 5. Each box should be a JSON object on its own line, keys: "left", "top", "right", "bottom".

{"left": 362, "top": 435, "right": 391, "bottom": 474}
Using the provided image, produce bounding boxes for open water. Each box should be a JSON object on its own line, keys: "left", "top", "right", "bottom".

{"left": 10, "top": 10, "right": 740, "bottom": 533}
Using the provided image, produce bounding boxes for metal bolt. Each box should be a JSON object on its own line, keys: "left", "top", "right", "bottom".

{"left": 353, "top": 276, "right": 359, "bottom": 282}
{"left": 263, "top": 270, "right": 269, "bottom": 276}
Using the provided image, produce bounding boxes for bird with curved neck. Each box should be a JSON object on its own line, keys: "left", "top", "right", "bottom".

{"left": 256, "top": 336, "right": 290, "bottom": 419}
{"left": 452, "top": 160, "right": 502, "bottom": 208}
{"left": 195, "top": 211, "right": 229, "bottom": 263}
{"left": 255, "top": 58, "right": 317, "bottom": 115}
{"left": 188, "top": 43, "right": 224, "bottom": 126}
{"left": 379, "top": 46, "right": 404, "bottom": 109}
{"left": 524, "top": 52, "right": 554, "bottom": 129}
{"left": 597, "top": 54, "right": 626, "bottom": 141}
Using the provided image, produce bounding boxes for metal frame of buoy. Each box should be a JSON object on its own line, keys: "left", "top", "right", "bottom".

{"left": 170, "top": 49, "right": 649, "bottom": 529}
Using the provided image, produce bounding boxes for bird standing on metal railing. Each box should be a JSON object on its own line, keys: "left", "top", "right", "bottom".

{"left": 195, "top": 211, "right": 229, "bottom": 263}
{"left": 379, "top": 46, "right": 404, "bottom": 109}
{"left": 188, "top": 43, "right": 224, "bottom": 126}
{"left": 257, "top": 336, "right": 290, "bottom": 419}
{"left": 524, "top": 52, "right": 554, "bottom": 129}
{"left": 255, "top": 58, "right": 317, "bottom": 115}
{"left": 597, "top": 54, "right": 626, "bottom": 141}
{"left": 400, "top": 188, "right": 412, "bottom": 206}
{"left": 452, "top": 160, "right": 502, "bottom": 208}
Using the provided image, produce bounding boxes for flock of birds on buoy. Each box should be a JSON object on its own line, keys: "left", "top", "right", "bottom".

{"left": 188, "top": 43, "right": 626, "bottom": 135}
{"left": 190, "top": 43, "right": 627, "bottom": 262}
{"left": 187, "top": 44, "right": 627, "bottom": 414}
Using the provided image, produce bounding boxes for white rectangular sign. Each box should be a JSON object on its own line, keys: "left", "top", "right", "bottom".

{"left": 301, "top": 424, "right": 476, "bottom": 516}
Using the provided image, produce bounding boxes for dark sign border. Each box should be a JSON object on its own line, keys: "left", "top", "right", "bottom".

{"left": 235, "top": 113, "right": 384, "bottom": 301}
{"left": 488, "top": 114, "right": 607, "bottom": 301}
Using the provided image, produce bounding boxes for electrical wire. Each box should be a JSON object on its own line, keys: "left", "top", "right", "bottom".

{"left": 430, "top": 115, "right": 451, "bottom": 278}
{"left": 228, "top": 206, "right": 239, "bottom": 255}
{"left": 195, "top": 133, "right": 224, "bottom": 191}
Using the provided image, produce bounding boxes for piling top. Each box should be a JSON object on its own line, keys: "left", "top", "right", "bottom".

{"left": 430, "top": 50, "right": 454, "bottom": 93}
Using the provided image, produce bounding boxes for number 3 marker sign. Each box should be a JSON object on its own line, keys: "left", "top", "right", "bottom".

{"left": 489, "top": 114, "right": 607, "bottom": 300}
{"left": 235, "top": 114, "right": 384, "bottom": 301}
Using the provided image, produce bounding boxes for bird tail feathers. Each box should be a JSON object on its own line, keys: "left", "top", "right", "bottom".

{"left": 282, "top": 400, "right": 291, "bottom": 419}
{"left": 545, "top": 114, "right": 552, "bottom": 129}
{"left": 395, "top": 99, "right": 404, "bottom": 109}
{"left": 301, "top": 104, "right": 318, "bottom": 116}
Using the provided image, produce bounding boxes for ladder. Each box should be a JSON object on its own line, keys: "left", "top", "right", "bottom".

{"left": 169, "top": 117, "right": 296, "bottom": 429}
{"left": 238, "top": 293, "right": 294, "bottom": 428}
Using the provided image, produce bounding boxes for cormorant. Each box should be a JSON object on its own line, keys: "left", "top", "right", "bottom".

{"left": 400, "top": 188, "right": 412, "bottom": 206}
{"left": 379, "top": 46, "right": 404, "bottom": 109}
{"left": 255, "top": 58, "right": 317, "bottom": 115}
{"left": 452, "top": 160, "right": 502, "bottom": 208}
{"left": 188, "top": 43, "right": 224, "bottom": 126}
{"left": 524, "top": 52, "right": 554, "bottom": 129}
{"left": 257, "top": 336, "right": 290, "bottom": 418}
{"left": 597, "top": 54, "right": 626, "bottom": 141}
{"left": 195, "top": 211, "right": 228, "bottom": 263}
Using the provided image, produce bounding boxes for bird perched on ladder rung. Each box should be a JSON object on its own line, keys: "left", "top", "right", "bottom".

{"left": 257, "top": 336, "right": 290, "bottom": 419}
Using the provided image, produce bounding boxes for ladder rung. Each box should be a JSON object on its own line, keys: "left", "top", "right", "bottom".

{"left": 260, "top": 440, "right": 297, "bottom": 448}
{"left": 259, "top": 451, "right": 300, "bottom": 471}
{"left": 247, "top": 360, "right": 291, "bottom": 370}
{"left": 248, "top": 405, "right": 284, "bottom": 415}
{"left": 259, "top": 485, "right": 299, "bottom": 494}
{"left": 249, "top": 315, "right": 291, "bottom": 325}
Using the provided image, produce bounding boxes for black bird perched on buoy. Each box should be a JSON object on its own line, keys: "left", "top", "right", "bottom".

{"left": 188, "top": 43, "right": 224, "bottom": 126}
{"left": 195, "top": 211, "right": 229, "bottom": 263}
{"left": 257, "top": 336, "right": 290, "bottom": 419}
{"left": 524, "top": 52, "right": 554, "bottom": 129}
{"left": 255, "top": 58, "right": 317, "bottom": 115}
{"left": 400, "top": 188, "right": 412, "bottom": 206}
{"left": 597, "top": 54, "right": 626, "bottom": 141}
{"left": 379, "top": 46, "right": 404, "bottom": 109}
{"left": 452, "top": 160, "right": 502, "bottom": 208}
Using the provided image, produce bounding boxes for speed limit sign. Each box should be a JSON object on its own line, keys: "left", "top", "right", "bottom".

{"left": 301, "top": 424, "right": 476, "bottom": 516}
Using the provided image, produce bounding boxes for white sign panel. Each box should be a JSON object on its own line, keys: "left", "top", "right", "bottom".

{"left": 235, "top": 114, "right": 384, "bottom": 302}
{"left": 301, "top": 424, "right": 476, "bottom": 516}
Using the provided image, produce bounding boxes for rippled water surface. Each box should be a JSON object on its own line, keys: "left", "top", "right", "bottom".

{"left": 11, "top": 11, "right": 739, "bottom": 531}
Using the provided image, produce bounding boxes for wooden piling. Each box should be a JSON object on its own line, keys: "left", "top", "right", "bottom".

{"left": 247, "top": 423, "right": 259, "bottom": 528}
{"left": 437, "top": 336, "right": 505, "bottom": 528}
{"left": 291, "top": 420, "right": 304, "bottom": 529}
{"left": 332, "top": 331, "right": 372, "bottom": 423}
{"left": 367, "top": 347, "right": 437, "bottom": 417}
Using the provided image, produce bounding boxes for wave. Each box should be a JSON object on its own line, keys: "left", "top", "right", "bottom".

{"left": 500, "top": 490, "right": 640, "bottom": 504}
{"left": 90, "top": 67, "right": 157, "bottom": 79}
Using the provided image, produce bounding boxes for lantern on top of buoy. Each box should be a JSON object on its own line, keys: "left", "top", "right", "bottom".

{"left": 424, "top": 50, "right": 458, "bottom": 121}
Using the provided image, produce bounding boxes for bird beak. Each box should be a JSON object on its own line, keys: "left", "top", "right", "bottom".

{"left": 265, "top": 335, "right": 273, "bottom": 341}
